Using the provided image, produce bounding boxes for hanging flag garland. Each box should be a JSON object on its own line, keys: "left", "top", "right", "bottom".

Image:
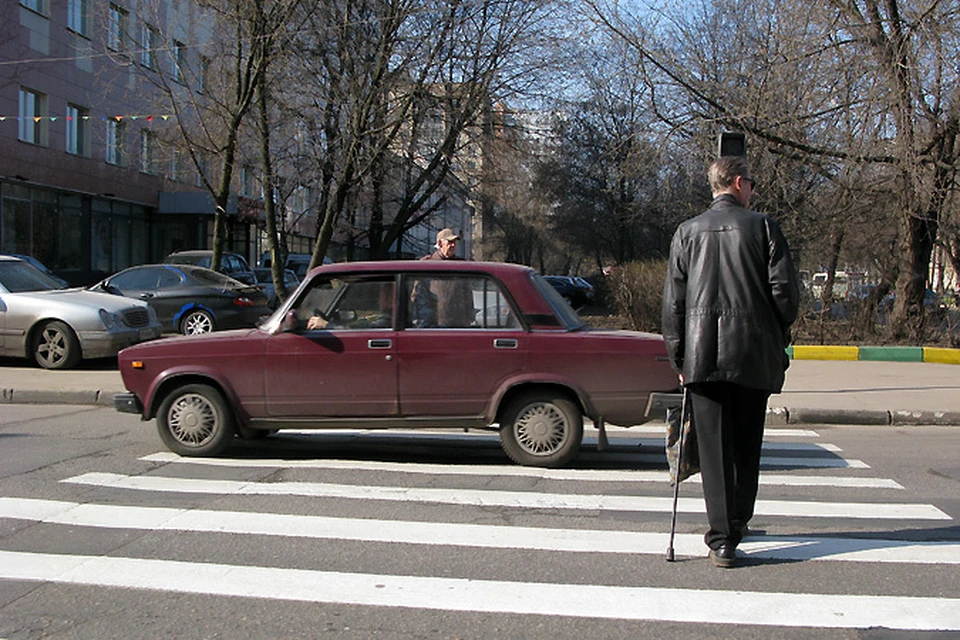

{"left": 0, "top": 114, "right": 176, "bottom": 122}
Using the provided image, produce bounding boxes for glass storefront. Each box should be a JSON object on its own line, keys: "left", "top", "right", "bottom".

{"left": 0, "top": 181, "right": 151, "bottom": 285}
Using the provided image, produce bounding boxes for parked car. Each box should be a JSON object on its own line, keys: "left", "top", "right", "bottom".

{"left": 571, "top": 276, "right": 596, "bottom": 302}
{"left": 164, "top": 250, "right": 256, "bottom": 285}
{"left": 259, "top": 252, "right": 330, "bottom": 280}
{"left": 0, "top": 254, "right": 70, "bottom": 288}
{"left": 91, "top": 264, "right": 271, "bottom": 335}
{"left": 543, "top": 275, "right": 590, "bottom": 308}
{"left": 252, "top": 267, "right": 300, "bottom": 309}
{"left": 114, "top": 260, "right": 678, "bottom": 467}
{"left": 0, "top": 256, "right": 161, "bottom": 369}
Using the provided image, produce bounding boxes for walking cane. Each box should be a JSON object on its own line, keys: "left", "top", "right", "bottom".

{"left": 665, "top": 386, "right": 687, "bottom": 562}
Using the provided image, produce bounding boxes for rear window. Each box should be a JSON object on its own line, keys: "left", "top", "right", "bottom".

{"left": 529, "top": 273, "right": 585, "bottom": 330}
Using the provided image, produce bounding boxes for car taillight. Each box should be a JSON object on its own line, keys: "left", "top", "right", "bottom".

{"left": 233, "top": 296, "right": 256, "bottom": 307}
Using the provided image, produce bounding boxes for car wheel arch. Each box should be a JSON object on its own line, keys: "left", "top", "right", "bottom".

{"left": 25, "top": 318, "right": 83, "bottom": 362}
{"left": 145, "top": 372, "right": 243, "bottom": 424}
{"left": 493, "top": 381, "right": 586, "bottom": 425}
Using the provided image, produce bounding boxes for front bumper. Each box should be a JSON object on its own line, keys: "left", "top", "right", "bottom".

{"left": 78, "top": 325, "right": 162, "bottom": 359}
{"left": 114, "top": 392, "right": 143, "bottom": 414}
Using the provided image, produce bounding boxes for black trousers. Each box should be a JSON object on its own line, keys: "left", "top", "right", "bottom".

{"left": 687, "top": 381, "right": 770, "bottom": 550}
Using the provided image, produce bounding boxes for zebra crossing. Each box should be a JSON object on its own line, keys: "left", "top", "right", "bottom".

{"left": 1, "top": 426, "right": 958, "bottom": 633}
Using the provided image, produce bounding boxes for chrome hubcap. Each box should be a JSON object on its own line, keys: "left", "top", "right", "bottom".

{"left": 514, "top": 403, "right": 567, "bottom": 455}
{"left": 168, "top": 393, "right": 218, "bottom": 446}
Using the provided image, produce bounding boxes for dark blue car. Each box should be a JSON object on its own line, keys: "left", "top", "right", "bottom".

{"left": 91, "top": 264, "right": 271, "bottom": 334}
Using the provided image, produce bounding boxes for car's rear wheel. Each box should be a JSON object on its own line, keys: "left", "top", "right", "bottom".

{"left": 33, "top": 320, "right": 81, "bottom": 370}
{"left": 156, "top": 384, "right": 234, "bottom": 456}
{"left": 181, "top": 309, "right": 214, "bottom": 335}
{"left": 499, "top": 391, "right": 583, "bottom": 467}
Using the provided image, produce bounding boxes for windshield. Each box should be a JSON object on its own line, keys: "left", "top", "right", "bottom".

{"left": 0, "top": 261, "right": 65, "bottom": 293}
{"left": 529, "top": 273, "right": 586, "bottom": 330}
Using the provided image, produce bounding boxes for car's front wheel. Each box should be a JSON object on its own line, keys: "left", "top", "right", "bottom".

{"left": 180, "top": 309, "right": 214, "bottom": 335}
{"left": 156, "top": 384, "right": 234, "bottom": 456}
{"left": 499, "top": 391, "right": 583, "bottom": 467}
{"left": 33, "top": 320, "right": 81, "bottom": 370}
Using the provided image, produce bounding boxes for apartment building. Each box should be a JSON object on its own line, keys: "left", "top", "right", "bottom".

{"left": 1, "top": 0, "right": 254, "bottom": 285}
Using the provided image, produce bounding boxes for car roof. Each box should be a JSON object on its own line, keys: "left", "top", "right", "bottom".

{"left": 308, "top": 260, "right": 536, "bottom": 278}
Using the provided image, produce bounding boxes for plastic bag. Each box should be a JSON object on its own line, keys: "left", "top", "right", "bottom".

{"left": 665, "top": 393, "right": 700, "bottom": 485}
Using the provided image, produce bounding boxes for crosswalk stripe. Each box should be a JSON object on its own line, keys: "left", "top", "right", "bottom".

{"left": 61, "top": 473, "right": 950, "bottom": 520}
{"left": 140, "top": 452, "right": 902, "bottom": 488}
{"left": 1, "top": 497, "right": 955, "bottom": 564}
{"left": 1, "top": 550, "right": 956, "bottom": 630}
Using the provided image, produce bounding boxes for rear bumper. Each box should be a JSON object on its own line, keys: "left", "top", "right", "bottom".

{"left": 644, "top": 392, "right": 682, "bottom": 417}
{"left": 114, "top": 392, "right": 143, "bottom": 415}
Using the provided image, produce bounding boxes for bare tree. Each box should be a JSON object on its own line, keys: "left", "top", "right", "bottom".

{"left": 585, "top": 0, "right": 960, "bottom": 335}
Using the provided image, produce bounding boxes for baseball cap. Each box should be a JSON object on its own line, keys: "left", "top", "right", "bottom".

{"left": 436, "top": 228, "right": 460, "bottom": 242}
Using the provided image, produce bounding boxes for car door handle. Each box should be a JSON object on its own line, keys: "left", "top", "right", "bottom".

{"left": 368, "top": 339, "right": 392, "bottom": 349}
{"left": 494, "top": 338, "right": 518, "bottom": 349}
{"left": 139, "top": 293, "right": 155, "bottom": 299}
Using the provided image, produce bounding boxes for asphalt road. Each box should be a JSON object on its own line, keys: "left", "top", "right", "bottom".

{"left": 0, "top": 406, "right": 958, "bottom": 639}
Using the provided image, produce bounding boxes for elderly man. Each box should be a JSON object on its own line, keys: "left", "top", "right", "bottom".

{"left": 662, "top": 156, "right": 800, "bottom": 568}
{"left": 418, "top": 228, "right": 473, "bottom": 327}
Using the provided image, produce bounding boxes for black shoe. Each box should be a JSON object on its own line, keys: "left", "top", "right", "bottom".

{"left": 709, "top": 545, "right": 738, "bottom": 568}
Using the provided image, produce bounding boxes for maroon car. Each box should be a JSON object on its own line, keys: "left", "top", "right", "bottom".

{"left": 114, "top": 261, "right": 677, "bottom": 467}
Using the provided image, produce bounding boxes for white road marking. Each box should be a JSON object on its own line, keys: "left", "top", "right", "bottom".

{"left": 1, "top": 497, "right": 954, "bottom": 564}
{"left": 140, "top": 452, "right": 901, "bottom": 488}
{"left": 61, "top": 473, "right": 949, "bottom": 520}
{"left": 1, "top": 551, "right": 957, "bottom": 630}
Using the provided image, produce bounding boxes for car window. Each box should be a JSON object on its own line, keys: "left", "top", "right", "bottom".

{"left": 403, "top": 275, "right": 519, "bottom": 330}
{"left": 157, "top": 268, "right": 183, "bottom": 289}
{"left": 191, "top": 268, "right": 241, "bottom": 287}
{"left": 530, "top": 273, "right": 585, "bottom": 330}
{"left": 295, "top": 276, "right": 394, "bottom": 330}
{"left": 111, "top": 267, "right": 161, "bottom": 290}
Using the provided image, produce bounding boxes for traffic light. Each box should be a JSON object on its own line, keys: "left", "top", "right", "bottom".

{"left": 718, "top": 131, "right": 746, "bottom": 157}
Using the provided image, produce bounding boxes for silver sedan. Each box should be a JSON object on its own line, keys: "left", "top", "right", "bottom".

{"left": 0, "top": 256, "right": 162, "bottom": 369}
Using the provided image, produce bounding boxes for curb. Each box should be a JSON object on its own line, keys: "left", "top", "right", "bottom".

{"left": 1, "top": 389, "right": 117, "bottom": 407}
{"left": 3, "top": 388, "right": 959, "bottom": 426}
{"left": 765, "top": 406, "right": 960, "bottom": 426}
{"left": 788, "top": 345, "right": 960, "bottom": 364}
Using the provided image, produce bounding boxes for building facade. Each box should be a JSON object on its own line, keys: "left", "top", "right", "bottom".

{"left": 1, "top": 0, "right": 476, "bottom": 285}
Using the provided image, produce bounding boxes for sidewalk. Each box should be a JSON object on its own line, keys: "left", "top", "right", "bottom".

{"left": 2, "top": 356, "right": 960, "bottom": 426}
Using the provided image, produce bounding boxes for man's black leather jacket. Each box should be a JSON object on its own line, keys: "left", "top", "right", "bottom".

{"left": 662, "top": 194, "right": 800, "bottom": 392}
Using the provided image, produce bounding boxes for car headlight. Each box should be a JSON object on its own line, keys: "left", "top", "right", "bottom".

{"left": 99, "top": 309, "right": 122, "bottom": 329}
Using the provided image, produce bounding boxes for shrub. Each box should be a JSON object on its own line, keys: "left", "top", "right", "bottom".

{"left": 608, "top": 260, "right": 668, "bottom": 333}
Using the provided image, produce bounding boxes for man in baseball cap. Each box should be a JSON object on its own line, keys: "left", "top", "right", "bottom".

{"left": 422, "top": 228, "right": 462, "bottom": 261}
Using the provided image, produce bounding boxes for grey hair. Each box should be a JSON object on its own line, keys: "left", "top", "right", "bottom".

{"left": 709, "top": 156, "right": 751, "bottom": 193}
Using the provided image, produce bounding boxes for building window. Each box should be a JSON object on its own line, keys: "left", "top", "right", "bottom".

{"left": 198, "top": 56, "right": 210, "bottom": 93}
{"left": 20, "top": 0, "right": 46, "bottom": 14}
{"left": 140, "top": 129, "right": 156, "bottom": 173}
{"left": 107, "top": 4, "right": 127, "bottom": 52}
{"left": 66, "top": 0, "right": 88, "bottom": 36}
{"left": 141, "top": 23, "right": 158, "bottom": 69}
{"left": 18, "top": 87, "right": 46, "bottom": 145}
{"left": 66, "top": 104, "right": 89, "bottom": 155}
{"left": 196, "top": 154, "right": 209, "bottom": 187}
{"left": 106, "top": 119, "right": 124, "bottom": 165}
{"left": 168, "top": 148, "right": 183, "bottom": 181}
{"left": 171, "top": 40, "right": 186, "bottom": 82}
{"left": 240, "top": 166, "right": 255, "bottom": 196}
